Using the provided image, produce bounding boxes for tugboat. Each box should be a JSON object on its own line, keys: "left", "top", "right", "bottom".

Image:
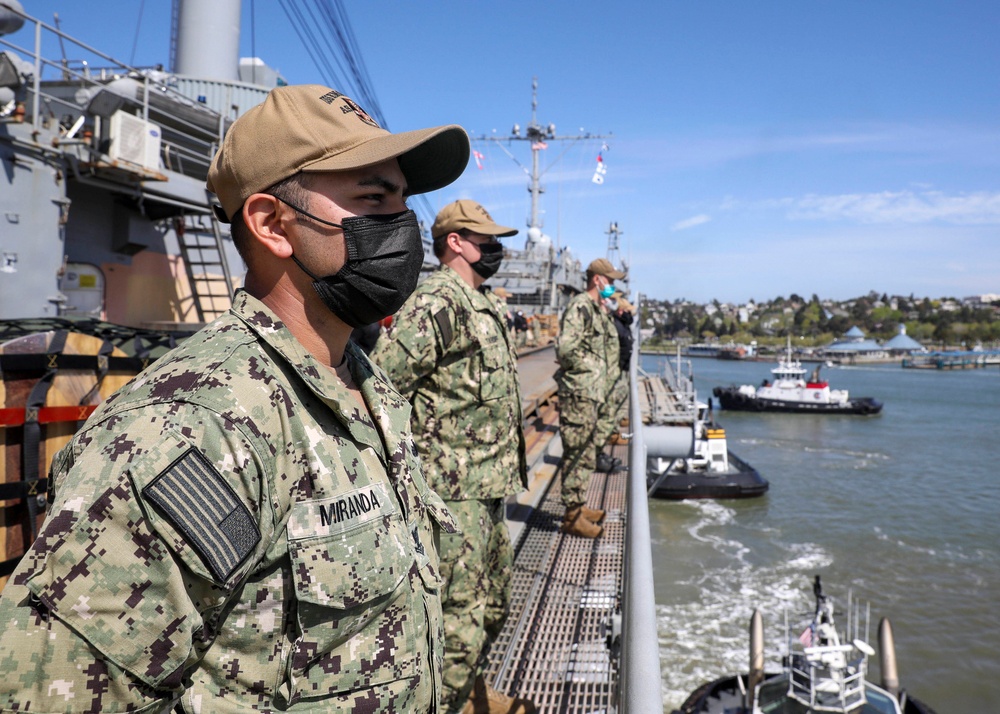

{"left": 640, "top": 352, "right": 768, "bottom": 500}
{"left": 673, "top": 575, "right": 938, "bottom": 714}
{"left": 713, "top": 342, "right": 882, "bottom": 415}
{"left": 646, "top": 399, "right": 768, "bottom": 500}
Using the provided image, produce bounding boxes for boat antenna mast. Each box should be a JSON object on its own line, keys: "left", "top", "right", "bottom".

{"left": 474, "top": 76, "right": 611, "bottom": 237}
{"left": 606, "top": 221, "right": 628, "bottom": 292}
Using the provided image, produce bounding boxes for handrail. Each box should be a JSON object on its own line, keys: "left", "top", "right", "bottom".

{"left": 619, "top": 294, "right": 663, "bottom": 712}
{"left": 1, "top": 9, "right": 223, "bottom": 175}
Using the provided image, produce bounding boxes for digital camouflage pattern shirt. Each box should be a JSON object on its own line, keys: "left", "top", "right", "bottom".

{"left": 555, "top": 291, "right": 620, "bottom": 402}
{"left": 0, "top": 290, "right": 456, "bottom": 714}
{"left": 371, "top": 267, "right": 527, "bottom": 501}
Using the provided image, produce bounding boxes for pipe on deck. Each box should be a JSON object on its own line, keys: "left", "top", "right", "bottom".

{"left": 879, "top": 617, "right": 900, "bottom": 699}
{"left": 748, "top": 609, "right": 764, "bottom": 710}
{"left": 644, "top": 424, "right": 694, "bottom": 459}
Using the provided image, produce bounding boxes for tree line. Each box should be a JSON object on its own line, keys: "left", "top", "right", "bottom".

{"left": 640, "top": 292, "right": 1000, "bottom": 349}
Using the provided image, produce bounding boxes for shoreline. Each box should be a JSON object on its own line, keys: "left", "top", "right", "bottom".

{"left": 638, "top": 348, "right": 905, "bottom": 365}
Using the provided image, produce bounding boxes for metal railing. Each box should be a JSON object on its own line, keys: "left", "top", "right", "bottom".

{"left": 0, "top": 6, "right": 223, "bottom": 177}
{"left": 788, "top": 653, "right": 868, "bottom": 712}
{"left": 619, "top": 295, "right": 664, "bottom": 712}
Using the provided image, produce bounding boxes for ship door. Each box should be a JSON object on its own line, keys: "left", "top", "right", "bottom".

{"left": 59, "top": 263, "right": 105, "bottom": 318}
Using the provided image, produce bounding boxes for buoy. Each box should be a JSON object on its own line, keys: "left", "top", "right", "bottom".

{"left": 748, "top": 609, "right": 764, "bottom": 710}
{"left": 879, "top": 617, "right": 900, "bottom": 699}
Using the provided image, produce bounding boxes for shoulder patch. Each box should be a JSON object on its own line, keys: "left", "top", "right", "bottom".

{"left": 433, "top": 308, "right": 454, "bottom": 350}
{"left": 143, "top": 448, "right": 260, "bottom": 582}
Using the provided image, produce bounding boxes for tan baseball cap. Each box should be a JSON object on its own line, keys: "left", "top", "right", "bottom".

{"left": 587, "top": 258, "right": 626, "bottom": 280}
{"left": 207, "top": 85, "right": 470, "bottom": 221}
{"left": 431, "top": 199, "right": 518, "bottom": 239}
{"left": 492, "top": 286, "right": 511, "bottom": 299}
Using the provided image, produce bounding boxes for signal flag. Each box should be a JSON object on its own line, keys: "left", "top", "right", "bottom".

{"left": 592, "top": 153, "right": 607, "bottom": 184}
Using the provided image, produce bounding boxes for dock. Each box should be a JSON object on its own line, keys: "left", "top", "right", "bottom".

{"left": 902, "top": 350, "right": 1000, "bottom": 369}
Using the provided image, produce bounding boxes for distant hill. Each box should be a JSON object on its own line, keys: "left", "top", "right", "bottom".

{"left": 639, "top": 291, "right": 1000, "bottom": 349}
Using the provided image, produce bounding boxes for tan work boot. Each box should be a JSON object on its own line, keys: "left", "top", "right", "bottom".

{"left": 581, "top": 505, "right": 605, "bottom": 523}
{"left": 460, "top": 674, "right": 536, "bottom": 714}
{"left": 561, "top": 507, "right": 603, "bottom": 539}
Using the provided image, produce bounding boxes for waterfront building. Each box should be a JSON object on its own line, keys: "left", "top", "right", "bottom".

{"left": 823, "top": 325, "right": 888, "bottom": 362}
{"left": 884, "top": 324, "right": 927, "bottom": 356}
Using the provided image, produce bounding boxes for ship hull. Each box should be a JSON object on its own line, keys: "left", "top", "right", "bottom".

{"left": 672, "top": 674, "right": 938, "bottom": 714}
{"left": 647, "top": 451, "right": 769, "bottom": 500}
{"left": 713, "top": 387, "right": 883, "bottom": 415}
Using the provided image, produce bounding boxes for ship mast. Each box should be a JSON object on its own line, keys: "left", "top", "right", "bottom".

{"left": 478, "top": 77, "right": 610, "bottom": 237}
{"left": 475, "top": 78, "right": 611, "bottom": 314}
{"left": 606, "top": 221, "right": 629, "bottom": 294}
{"left": 606, "top": 221, "right": 623, "bottom": 266}
{"left": 525, "top": 77, "right": 546, "bottom": 231}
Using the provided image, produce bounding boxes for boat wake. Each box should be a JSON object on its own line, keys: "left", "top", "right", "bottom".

{"left": 657, "top": 501, "right": 833, "bottom": 710}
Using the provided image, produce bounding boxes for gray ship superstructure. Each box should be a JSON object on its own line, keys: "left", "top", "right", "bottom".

{"left": 490, "top": 224, "right": 585, "bottom": 313}
{"left": 0, "top": 0, "right": 280, "bottom": 327}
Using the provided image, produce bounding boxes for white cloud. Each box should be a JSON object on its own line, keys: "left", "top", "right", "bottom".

{"left": 671, "top": 214, "right": 712, "bottom": 231}
{"left": 786, "top": 190, "right": 1000, "bottom": 225}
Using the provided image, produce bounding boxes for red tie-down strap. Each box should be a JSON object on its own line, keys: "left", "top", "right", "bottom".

{"left": 0, "top": 404, "right": 98, "bottom": 427}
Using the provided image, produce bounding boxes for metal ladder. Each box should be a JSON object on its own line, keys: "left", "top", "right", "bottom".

{"left": 175, "top": 211, "right": 236, "bottom": 323}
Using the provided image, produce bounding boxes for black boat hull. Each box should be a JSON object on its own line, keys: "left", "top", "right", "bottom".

{"left": 647, "top": 451, "right": 769, "bottom": 500}
{"left": 672, "top": 674, "right": 938, "bottom": 714}
{"left": 713, "top": 386, "right": 883, "bottom": 415}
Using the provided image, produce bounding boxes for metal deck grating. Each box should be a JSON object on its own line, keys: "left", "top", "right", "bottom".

{"left": 485, "top": 443, "right": 628, "bottom": 713}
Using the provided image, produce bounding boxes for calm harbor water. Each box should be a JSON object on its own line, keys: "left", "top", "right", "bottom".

{"left": 641, "top": 354, "right": 1000, "bottom": 713}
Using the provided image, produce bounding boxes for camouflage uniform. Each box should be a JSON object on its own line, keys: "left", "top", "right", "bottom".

{"left": 556, "top": 292, "right": 620, "bottom": 507}
{"left": 371, "top": 266, "right": 526, "bottom": 711}
{"left": 597, "top": 310, "right": 633, "bottom": 445}
{"left": 599, "top": 371, "right": 628, "bottom": 445}
{"left": 0, "top": 290, "right": 455, "bottom": 714}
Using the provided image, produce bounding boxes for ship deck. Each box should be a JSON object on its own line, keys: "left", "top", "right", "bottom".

{"left": 485, "top": 345, "right": 629, "bottom": 712}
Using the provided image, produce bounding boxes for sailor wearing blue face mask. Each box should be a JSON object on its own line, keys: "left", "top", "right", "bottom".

{"left": 553, "top": 257, "right": 626, "bottom": 538}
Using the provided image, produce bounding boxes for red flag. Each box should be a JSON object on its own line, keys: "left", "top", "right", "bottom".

{"left": 473, "top": 150, "right": 484, "bottom": 170}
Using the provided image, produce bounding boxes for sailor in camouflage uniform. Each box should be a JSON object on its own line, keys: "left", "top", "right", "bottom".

{"left": 555, "top": 258, "right": 625, "bottom": 539}
{"left": 0, "top": 85, "right": 470, "bottom": 713}
{"left": 371, "top": 200, "right": 534, "bottom": 714}
{"left": 597, "top": 291, "right": 636, "bottom": 447}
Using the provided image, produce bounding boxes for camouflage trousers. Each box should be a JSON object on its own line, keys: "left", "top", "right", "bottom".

{"left": 596, "top": 371, "right": 628, "bottom": 446}
{"left": 558, "top": 391, "right": 601, "bottom": 508}
{"left": 438, "top": 497, "right": 513, "bottom": 712}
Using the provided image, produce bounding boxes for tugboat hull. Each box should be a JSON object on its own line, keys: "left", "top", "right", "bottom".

{"left": 672, "top": 576, "right": 940, "bottom": 714}
{"left": 672, "top": 674, "right": 938, "bottom": 714}
{"left": 713, "top": 386, "right": 883, "bottom": 415}
{"left": 647, "top": 451, "right": 769, "bottom": 500}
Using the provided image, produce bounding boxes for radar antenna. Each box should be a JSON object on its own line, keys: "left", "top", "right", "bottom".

{"left": 474, "top": 77, "right": 611, "bottom": 234}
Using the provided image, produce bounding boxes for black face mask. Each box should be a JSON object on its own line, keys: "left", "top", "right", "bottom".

{"left": 281, "top": 200, "right": 424, "bottom": 328}
{"left": 469, "top": 241, "right": 504, "bottom": 279}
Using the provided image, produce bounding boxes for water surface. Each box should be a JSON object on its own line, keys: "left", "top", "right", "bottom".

{"left": 642, "top": 355, "right": 1000, "bottom": 712}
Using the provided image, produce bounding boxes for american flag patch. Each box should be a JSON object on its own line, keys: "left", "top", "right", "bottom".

{"left": 143, "top": 448, "right": 260, "bottom": 583}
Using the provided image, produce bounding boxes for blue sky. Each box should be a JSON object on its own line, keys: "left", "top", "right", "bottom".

{"left": 16, "top": 0, "right": 1000, "bottom": 304}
